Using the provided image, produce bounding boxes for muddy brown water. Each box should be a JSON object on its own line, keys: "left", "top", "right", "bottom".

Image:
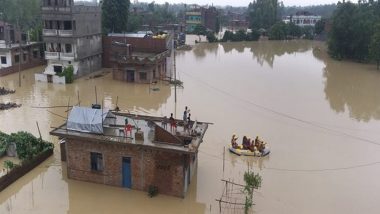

{"left": 1, "top": 40, "right": 380, "bottom": 214}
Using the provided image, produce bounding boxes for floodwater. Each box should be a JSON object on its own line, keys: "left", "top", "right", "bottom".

{"left": 1, "top": 40, "right": 380, "bottom": 214}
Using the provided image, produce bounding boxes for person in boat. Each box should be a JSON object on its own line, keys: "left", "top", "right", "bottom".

{"left": 255, "top": 136, "right": 266, "bottom": 153}
{"left": 231, "top": 134, "right": 239, "bottom": 149}
{"left": 242, "top": 136, "right": 250, "bottom": 150}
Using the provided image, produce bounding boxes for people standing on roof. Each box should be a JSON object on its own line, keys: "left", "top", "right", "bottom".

{"left": 124, "top": 118, "right": 132, "bottom": 137}
{"left": 162, "top": 116, "right": 168, "bottom": 130}
{"left": 169, "top": 113, "right": 176, "bottom": 133}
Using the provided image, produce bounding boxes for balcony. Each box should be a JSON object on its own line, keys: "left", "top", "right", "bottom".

{"left": 45, "top": 52, "right": 59, "bottom": 60}
{"left": 43, "top": 29, "right": 58, "bottom": 36}
{"left": 60, "top": 52, "right": 75, "bottom": 61}
{"left": 58, "top": 30, "right": 73, "bottom": 37}
{"left": 42, "top": 6, "right": 72, "bottom": 13}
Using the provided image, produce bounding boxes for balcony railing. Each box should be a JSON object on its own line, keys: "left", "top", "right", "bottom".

{"left": 60, "top": 52, "right": 75, "bottom": 61}
{"left": 58, "top": 30, "right": 73, "bottom": 37}
{"left": 43, "top": 29, "right": 58, "bottom": 36}
{"left": 42, "top": 6, "right": 72, "bottom": 12}
{"left": 45, "top": 52, "right": 59, "bottom": 60}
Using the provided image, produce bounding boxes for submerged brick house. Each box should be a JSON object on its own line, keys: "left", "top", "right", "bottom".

{"left": 103, "top": 33, "right": 173, "bottom": 84}
{"left": 51, "top": 107, "right": 209, "bottom": 197}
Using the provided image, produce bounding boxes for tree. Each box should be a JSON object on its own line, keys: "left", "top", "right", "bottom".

{"left": 243, "top": 170, "right": 262, "bottom": 214}
{"left": 328, "top": 1, "right": 379, "bottom": 61}
{"left": 370, "top": 24, "right": 380, "bottom": 70}
{"left": 193, "top": 24, "right": 207, "bottom": 36}
{"left": 102, "top": 0, "right": 130, "bottom": 34}
{"left": 206, "top": 32, "right": 218, "bottom": 43}
{"left": 248, "top": 0, "right": 279, "bottom": 30}
{"left": 268, "top": 22, "right": 287, "bottom": 40}
{"left": 315, "top": 19, "right": 326, "bottom": 35}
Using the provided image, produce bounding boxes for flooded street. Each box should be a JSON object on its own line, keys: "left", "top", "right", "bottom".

{"left": 1, "top": 40, "right": 380, "bottom": 213}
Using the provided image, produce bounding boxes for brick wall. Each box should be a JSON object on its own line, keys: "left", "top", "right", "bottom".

{"left": 66, "top": 138, "right": 188, "bottom": 197}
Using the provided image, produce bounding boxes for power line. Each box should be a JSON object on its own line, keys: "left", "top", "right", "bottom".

{"left": 181, "top": 71, "right": 380, "bottom": 147}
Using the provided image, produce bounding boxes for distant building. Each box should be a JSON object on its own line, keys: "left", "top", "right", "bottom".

{"left": 185, "top": 5, "right": 218, "bottom": 33}
{"left": 0, "top": 21, "right": 44, "bottom": 76}
{"left": 283, "top": 11, "right": 322, "bottom": 27}
{"left": 51, "top": 107, "right": 210, "bottom": 198}
{"left": 102, "top": 32, "right": 173, "bottom": 83}
{"left": 35, "top": 0, "right": 102, "bottom": 84}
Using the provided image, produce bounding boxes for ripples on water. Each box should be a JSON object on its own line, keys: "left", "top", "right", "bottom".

{"left": 1, "top": 40, "right": 380, "bottom": 214}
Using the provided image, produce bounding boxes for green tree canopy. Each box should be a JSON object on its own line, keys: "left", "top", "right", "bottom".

{"left": 248, "top": 0, "right": 279, "bottom": 30}
{"left": 102, "top": 0, "right": 130, "bottom": 34}
{"left": 328, "top": 1, "right": 380, "bottom": 61}
{"left": 369, "top": 24, "right": 380, "bottom": 70}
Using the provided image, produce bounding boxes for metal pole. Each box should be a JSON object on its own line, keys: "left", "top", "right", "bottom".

{"left": 17, "top": 19, "right": 21, "bottom": 87}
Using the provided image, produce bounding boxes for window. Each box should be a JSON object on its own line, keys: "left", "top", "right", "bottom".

{"left": 1, "top": 56, "right": 6, "bottom": 64}
{"left": 33, "top": 50, "right": 38, "bottom": 58}
{"left": 14, "top": 55, "right": 20, "bottom": 63}
{"left": 65, "top": 44, "right": 72, "bottom": 53}
{"left": 90, "top": 152, "right": 103, "bottom": 171}
{"left": 139, "top": 72, "right": 147, "bottom": 81}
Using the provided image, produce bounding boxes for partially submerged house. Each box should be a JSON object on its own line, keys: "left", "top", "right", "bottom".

{"left": 0, "top": 21, "right": 45, "bottom": 76}
{"left": 103, "top": 33, "right": 173, "bottom": 83}
{"left": 35, "top": 0, "right": 102, "bottom": 84}
{"left": 51, "top": 106, "right": 209, "bottom": 197}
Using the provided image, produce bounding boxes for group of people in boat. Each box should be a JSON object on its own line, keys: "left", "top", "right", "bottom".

{"left": 231, "top": 134, "right": 267, "bottom": 153}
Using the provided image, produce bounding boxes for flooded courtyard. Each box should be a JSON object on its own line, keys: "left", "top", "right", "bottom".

{"left": 1, "top": 40, "right": 380, "bottom": 213}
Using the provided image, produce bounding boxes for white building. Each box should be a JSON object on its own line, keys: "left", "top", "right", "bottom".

{"left": 283, "top": 11, "right": 322, "bottom": 27}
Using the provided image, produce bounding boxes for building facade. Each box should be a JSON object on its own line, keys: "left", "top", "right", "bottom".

{"left": 283, "top": 11, "right": 322, "bottom": 27}
{"left": 103, "top": 33, "right": 173, "bottom": 84}
{"left": 0, "top": 21, "right": 45, "bottom": 76}
{"left": 35, "top": 0, "right": 102, "bottom": 84}
{"left": 186, "top": 5, "right": 218, "bottom": 33}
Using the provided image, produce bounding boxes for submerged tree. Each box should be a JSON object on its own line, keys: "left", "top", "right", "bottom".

{"left": 102, "top": 0, "right": 130, "bottom": 34}
{"left": 243, "top": 170, "right": 262, "bottom": 214}
{"left": 370, "top": 24, "right": 380, "bottom": 70}
{"left": 248, "top": 0, "right": 279, "bottom": 30}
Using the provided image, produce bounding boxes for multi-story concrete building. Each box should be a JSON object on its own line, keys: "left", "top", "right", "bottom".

{"left": 185, "top": 5, "right": 218, "bottom": 33}
{"left": 283, "top": 11, "right": 322, "bottom": 27}
{"left": 0, "top": 21, "right": 45, "bottom": 76}
{"left": 35, "top": 0, "right": 102, "bottom": 84}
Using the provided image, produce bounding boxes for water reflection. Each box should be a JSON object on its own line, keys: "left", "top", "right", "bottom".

{"left": 190, "top": 40, "right": 312, "bottom": 68}
{"left": 314, "top": 47, "right": 380, "bottom": 122}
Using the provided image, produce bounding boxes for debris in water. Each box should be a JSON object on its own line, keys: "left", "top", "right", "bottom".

{"left": 0, "top": 87, "right": 15, "bottom": 96}
{"left": 0, "top": 103, "right": 22, "bottom": 110}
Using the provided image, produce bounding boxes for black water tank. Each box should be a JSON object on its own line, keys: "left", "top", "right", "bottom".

{"left": 92, "top": 104, "right": 101, "bottom": 109}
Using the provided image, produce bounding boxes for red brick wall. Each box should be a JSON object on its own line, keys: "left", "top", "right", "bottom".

{"left": 66, "top": 138, "right": 187, "bottom": 197}
{"left": 102, "top": 36, "right": 167, "bottom": 68}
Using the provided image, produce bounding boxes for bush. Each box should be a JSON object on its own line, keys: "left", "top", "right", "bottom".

{"left": 7, "top": 131, "right": 54, "bottom": 162}
{"left": 148, "top": 185, "right": 158, "bottom": 198}
{"left": 4, "top": 160, "right": 15, "bottom": 171}
{"left": 206, "top": 32, "right": 218, "bottom": 43}
{"left": 57, "top": 65, "right": 74, "bottom": 84}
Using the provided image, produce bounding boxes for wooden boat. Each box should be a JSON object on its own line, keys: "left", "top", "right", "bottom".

{"left": 228, "top": 145, "right": 270, "bottom": 157}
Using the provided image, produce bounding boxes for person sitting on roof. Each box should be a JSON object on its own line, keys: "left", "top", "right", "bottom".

{"left": 231, "top": 134, "right": 239, "bottom": 149}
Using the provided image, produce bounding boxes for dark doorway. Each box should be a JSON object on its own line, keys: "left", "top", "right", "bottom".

{"left": 47, "top": 74, "right": 53, "bottom": 83}
{"left": 126, "top": 70, "right": 135, "bottom": 82}
{"left": 53, "top": 65, "right": 63, "bottom": 73}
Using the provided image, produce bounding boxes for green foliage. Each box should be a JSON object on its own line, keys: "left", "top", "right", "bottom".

{"left": 248, "top": 0, "right": 279, "bottom": 30}
{"left": 0, "top": 0, "right": 41, "bottom": 31}
{"left": 221, "top": 30, "right": 260, "bottom": 42}
{"left": 102, "top": 0, "right": 130, "bottom": 34}
{"left": 148, "top": 185, "right": 158, "bottom": 198}
{"left": 4, "top": 160, "right": 15, "bottom": 171}
{"left": 328, "top": 1, "right": 380, "bottom": 61}
{"left": 57, "top": 65, "right": 74, "bottom": 84}
{"left": 281, "top": 4, "right": 337, "bottom": 18}
{"left": 193, "top": 24, "right": 207, "bottom": 36}
{"left": 315, "top": 19, "right": 326, "bottom": 35}
{"left": 268, "top": 22, "right": 288, "bottom": 40}
{"left": 206, "top": 32, "right": 218, "bottom": 43}
{"left": 0, "top": 131, "right": 9, "bottom": 157}
{"left": 243, "top": 170, "right": 262, "bottom": 214}
{"left": 7, "top": 131, "right": 54, "bottom": 162}
{"left": 127, "top": 14, "right": 143, "bottom": 32}
{"left": 370, "top": 24, "right": 380, "bottom": 70}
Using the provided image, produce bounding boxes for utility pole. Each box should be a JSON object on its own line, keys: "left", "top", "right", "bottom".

{"left": 17, "top": 18, "right": 21, "bottom": 87}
